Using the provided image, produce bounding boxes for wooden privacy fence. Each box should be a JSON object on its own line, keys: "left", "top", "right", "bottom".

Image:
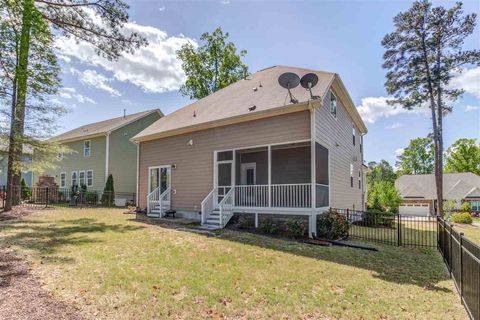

{"left": 438, "top": 217, "right": 479, "bottom": 320}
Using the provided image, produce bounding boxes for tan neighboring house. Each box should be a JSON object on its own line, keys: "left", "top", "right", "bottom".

{"left": 42, "top": 109, "right": 162, "bottom": 201}
{"left": 132, "top": 66, "right": 368, "bottom": 235}
{"left": 396, "top": 172, "right": 480, "bottom": 215}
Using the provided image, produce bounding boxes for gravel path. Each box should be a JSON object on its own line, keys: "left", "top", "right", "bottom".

{"left": 0, "top": 209, "right": 85, "bottom": 320}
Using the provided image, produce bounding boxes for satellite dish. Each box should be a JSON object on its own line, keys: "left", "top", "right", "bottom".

{"left": 278, "top": 72, "right": 300, "bottom": 104}
{"left": 300, "top": 73, "right": 320, "bottom": 100}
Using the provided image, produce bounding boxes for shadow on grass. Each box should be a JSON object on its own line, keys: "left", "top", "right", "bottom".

{"left": 134, "top": 216, "right": 451, "bottom": 291}
{"left": 0, "top": 217, "right": 144, "bottom": 259}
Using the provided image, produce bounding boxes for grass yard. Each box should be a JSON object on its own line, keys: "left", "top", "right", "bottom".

{"left": 0, "top": 208, "right": 467, "bottom": 319}
{"left": 452, "top": 223, "right": 480, "bottom": 245}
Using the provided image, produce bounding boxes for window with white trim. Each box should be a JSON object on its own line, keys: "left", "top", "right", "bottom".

{"left": 329, "top": 91, "right": 337, "bottom": 118}
{"left": 71, "top": 171, "right": 78, "bottom": 186}
{"left": 87, "top": 170, "right": 93, "bottom": 187}
{"left": 57, "top": 152, "right": 64, "bottom": 161}
{"left": 79, "top": 170, "right": 86, "bottom": 187}
{"left": 358, "top": 170, "right": 361, "bottom": 189}
{"left": 350, "top": 163, "right": 354, "bottom": 188}
{"left": 352, "top": 124, "right": 356, "bottom": 146}
{"left": 471, "top": 201, "right": 480, "bottom": 212}
{"left": 60, "top": 172, "right": 66, "bottom": 188}
{"left": 84, "top": 140, "right": 91, "bottom": 157}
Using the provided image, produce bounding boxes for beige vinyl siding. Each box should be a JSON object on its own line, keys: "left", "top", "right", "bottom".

{"left": 138, "top": 111, "right": 310, "bottom": 211}
{"left": 315, "top": 86, "right": 364, "bottom": 210}
{"left": 43, "top": 136, "right": 107, "bottom": 190}
{"left": 108, "top": 112, "right": 161, "bottom": 193}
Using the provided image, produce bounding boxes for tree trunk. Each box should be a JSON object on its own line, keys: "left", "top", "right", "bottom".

{"left": 5, "top": 0, "right": 34, "bottom": 211}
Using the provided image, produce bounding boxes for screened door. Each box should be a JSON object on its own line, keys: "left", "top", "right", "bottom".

{"left": 149, "top": 166, "right": 171, "bottom": 194}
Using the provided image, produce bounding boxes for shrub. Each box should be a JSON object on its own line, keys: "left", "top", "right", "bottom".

{"left": 101, "top": 174, "right": 115, "bottom": 206}
{"left": 451, "top": 212, "right": 473, "bottom": 224}
{"left": 85, "top": 191, "right": 98, "bottom": 204}
{"left": 260, "top": 218, "right": 280, "bottom": 234}
{"left": 285, "top": 219, "right": 308, "bottom": 238}
{"left": 20, "top": 178, "right": 31, "bottom": 200}
{"left": 316, "top": 210, "right": 350, "bottom": 240}
{"left": 236, "top": 215, "right": 253, "bottom": 229}
{"left": 460, "top": 202, "right": 472, "bottom": 213}
{"left": 363, "top": 209, "right": 395, "bottom": 228}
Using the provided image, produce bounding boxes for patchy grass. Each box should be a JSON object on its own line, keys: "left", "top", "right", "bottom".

{"left": 0, "top": 208, "right": 467, "bottom": 319}
{"left": 452, "top": 223, "right": 480, "bottom": 245}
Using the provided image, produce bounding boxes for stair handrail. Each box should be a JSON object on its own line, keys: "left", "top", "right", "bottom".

{"left": 158, "top": 186, "right": 171, "bottom": 217}
{"left": 147, "top": 186, "right": 161, "bottom": 214}
{"left": 201, "top": 188, "right": 215, "bottom": 224}
{"left": 218, "top": 188, "right": 234, "bottom": 227}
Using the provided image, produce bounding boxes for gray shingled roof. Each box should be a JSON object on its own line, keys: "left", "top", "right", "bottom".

{"left": 395, "top": 173, "right": 480, "bottom": 200}
{"left": 51, "top": 109, "right": 162, "bottom": 143}
{"left": 133, "top": 65, "right": 367, "bottom": 142}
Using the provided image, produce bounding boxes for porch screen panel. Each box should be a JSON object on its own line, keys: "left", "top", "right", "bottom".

{"left": 315, "top": 143, "right": 329, "bottom": 207}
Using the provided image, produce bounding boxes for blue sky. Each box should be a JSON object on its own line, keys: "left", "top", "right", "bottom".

{"left": 55, "top": 0, "right": 480, "bottom": 166}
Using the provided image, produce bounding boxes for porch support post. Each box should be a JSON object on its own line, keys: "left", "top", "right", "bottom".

{"left": 268, "top": 145, "right": 272, "bottom": 207}
{"left": 255, "top": 212, "right": 258, "bottom": 228}
{"left": 310, "top": 108, "right": 316, "bottom": 210}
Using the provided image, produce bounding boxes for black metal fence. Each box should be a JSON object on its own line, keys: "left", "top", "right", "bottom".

{"left": 438, "top": 217, "right": 479, "bottom": 320}
{"left": 0, "top": 186, "right": 136, "bottom": 209}
{"left": 332, "top": 208, "right": 438, "bottom": 248}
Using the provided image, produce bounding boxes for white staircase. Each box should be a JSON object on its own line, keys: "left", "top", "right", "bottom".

{"left": 147, "top": 186, "right": 171, "bottom": 217}
{"left": 201, "top": 188, "right": 234, "bottom": 229}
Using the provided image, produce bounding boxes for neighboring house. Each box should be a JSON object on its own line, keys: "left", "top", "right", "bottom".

{"left": 42, "top": 109, "right": 163, "bottom": 201}
{"left": 132, "top": 66, "right": 368, "bottom": 235}
{"left": 0, "top": 142, "right": 33, "bottom": 187}
{"left": 396, "top": 172, "right": 480, "bottom": 215}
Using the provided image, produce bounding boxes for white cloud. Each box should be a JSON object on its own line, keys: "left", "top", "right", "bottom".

{"left": 449, "top": 67, "right": 480, "bottom": 99}
{"left": 70, "top": 68, "right": 121, "bottom": 96}
{"left": 356, "top": 96, "right": 429, "bottom": 124}
{"left": 395, "top": 148, "right": 404, "bottom": 156}
{"left": 58, "top": 87, "right": 96, "bottom": 105}
{"left": 386, "top": 122, "right": 403, "bottom": 129}
{"left": 55, "top": 20, "right": 197, "bottom": 93}
{"left": 464, "top": 105, "right": 480, "bottom": 112}
{"left": 220, "top": 0, "right": 231, "bottom": 4}
{"left": 158, "top": 6, "right": 165, "bottom": 11}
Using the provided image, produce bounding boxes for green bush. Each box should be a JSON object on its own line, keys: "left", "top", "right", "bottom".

{"left": 101, "top": 174, "right": 115, "bottom": 206}
{"left": 20, "top": 178, "right": 31, "bottom": 200}
{"left": 260, "top": 218, "right": 280, "bottom": 234}
{"left": 451, "top": 212, "right": 473, "bottom": 224}
{"left": 85, "top": 191, "right": 98, "bottom": 204}
{"left": 285, "top": 219, "right": 308, "bottom": 238}
{"left": 460, "top": 202, "right": 472, "bottom": 213}
{"left": 363, "top": 209, "right": 395, "bottom": 228}
{"left": 236, "top": 215, "right": 253, "bottom": 229}
{"left": 316, "top": 210, "right": 350, "bottom": 240}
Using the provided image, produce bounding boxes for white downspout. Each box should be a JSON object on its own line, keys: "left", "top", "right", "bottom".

{"left": 105, "top": 133, "right": 110, "bottom": 182}
{"left": 309, "top": 102, "right": 317, "bottom": 238}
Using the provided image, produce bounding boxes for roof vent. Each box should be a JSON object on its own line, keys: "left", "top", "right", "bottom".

{"left": 193, "top": 111, "right": 196, "bottom": 117}
{"left": 248, "top": 105, "right": 256, "bottom": 112}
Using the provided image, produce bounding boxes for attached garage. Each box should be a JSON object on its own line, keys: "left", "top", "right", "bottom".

{"left": 399, "top": 203, "right": 431, "bottom": 216}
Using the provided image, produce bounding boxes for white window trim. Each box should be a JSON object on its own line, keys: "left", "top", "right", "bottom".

{"left": 86, "top": 170, "right": 93, "bottom": 187}
{"left": 60, "top": 172, "right": 66, "bottom": 188}
{"left": 79, "top": 170, "right": 86, "bottom": 187}
{"left": 71, "top": 171, "right": 78, "bottom": 187}
{"left": 84, "top": 140, "right": 91, "bottom": 157}
{"left": 329, "top": 90, "right": 338, "bottom": 119}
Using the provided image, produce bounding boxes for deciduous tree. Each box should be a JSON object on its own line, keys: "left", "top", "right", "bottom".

{"left": 177, "top": 27, "right": 248, "bottom": 100}
{"left": 396, "top": 135, "right": 435, "bottom": 175}
{"left": 445, "top": 138, "right": 480, "bottom": 175}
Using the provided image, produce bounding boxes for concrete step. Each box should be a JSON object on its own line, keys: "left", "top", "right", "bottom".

{"left": 201, "top": 223, "right": 221, "bottom": 230}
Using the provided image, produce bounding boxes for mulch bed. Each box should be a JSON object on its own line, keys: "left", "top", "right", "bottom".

{"left": 0, "top": 208, "right": 85, "bottom": 320}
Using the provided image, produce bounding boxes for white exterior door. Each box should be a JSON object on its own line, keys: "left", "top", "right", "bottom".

{"left": 149, "top": 166, "right": 171, "bottom": 195}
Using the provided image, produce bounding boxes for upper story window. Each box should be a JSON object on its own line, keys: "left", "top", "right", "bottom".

{"left": 329, "top": 91, "right": 337, "bottom": 118}
{"left": 84, "top": 140, "right": 91, "bottom": 157}
{"left": 352, "top": 124, "right": 356, "bottom": 146}
{"left": 350, "top": 163, "right": 354, "bottom": 188}
{"left": 57, "top": 152, "right": 64, "bottom": 161}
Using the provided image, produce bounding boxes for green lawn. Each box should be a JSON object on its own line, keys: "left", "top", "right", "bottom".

{"left": 0, "top": 208, "right": 467, "bottom": 319}
{"left": 452, "top": 223, "right": 480, "bottom": 245}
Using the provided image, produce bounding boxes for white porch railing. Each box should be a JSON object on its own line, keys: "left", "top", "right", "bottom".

{"left": 218, "top": 188, "right": 234, "bottom": 227}
{"left": 234, "top": 184, "right": 312, "bottom": 208}
{"left": 234, "top": 185, "right": 269, "bottom": 207}
{"left": 146, "top": 186, "right": 171, "bottom": 217}
{"left": 201, "top": 189, "right": 215, "bottom": 224}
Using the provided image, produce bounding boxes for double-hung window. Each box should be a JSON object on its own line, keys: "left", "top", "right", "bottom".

{"left": 350, "top": 164, "right": 354, "bottom": 188}
{"left": 352, "top": 124, "right": 356, "bottom": 146}
{"left": 84, "top": 140, "right": 91, "bottom": 157}
{"left": 87, "top": 170, "right": 93, "bottom": 187}
{"left": 71, "top": 171, "right": 78, "bottom": 187}
{"left": 60, "top": 172, "right": 66, "bottom": 188}
{"left": 79, "top": 170, "right": 86, "bottom": 187}
{"left": 329, "top": 91, "right": 337, "bottom": 118}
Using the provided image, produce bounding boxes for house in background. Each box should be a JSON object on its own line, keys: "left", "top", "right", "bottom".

{"left": 0, "top": 141, "right": 33, "bottom": 187}
{"left": 42, "top": 109, "right": 162, "bottom": 202}
{"left": 132, "top": 66, "right": 367, "bottom": 235}
{"left": 396, "top": 172, "right": 480, "bottom": 215}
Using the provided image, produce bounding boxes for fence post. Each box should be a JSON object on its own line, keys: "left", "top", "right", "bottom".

{"left": 2, "top": 185, "right": 5, "bottom": 208}
{"left": 397, "top": 214, "right": 402, "bottom": 247}
{"left": 459, "top": 232, "right": 464, "bottom": 303}
{"left": 449, "top": 223, "right": 453, "bottom": 272}
{"left": 45, "top": 188, "right": 49, "bottom": 208}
